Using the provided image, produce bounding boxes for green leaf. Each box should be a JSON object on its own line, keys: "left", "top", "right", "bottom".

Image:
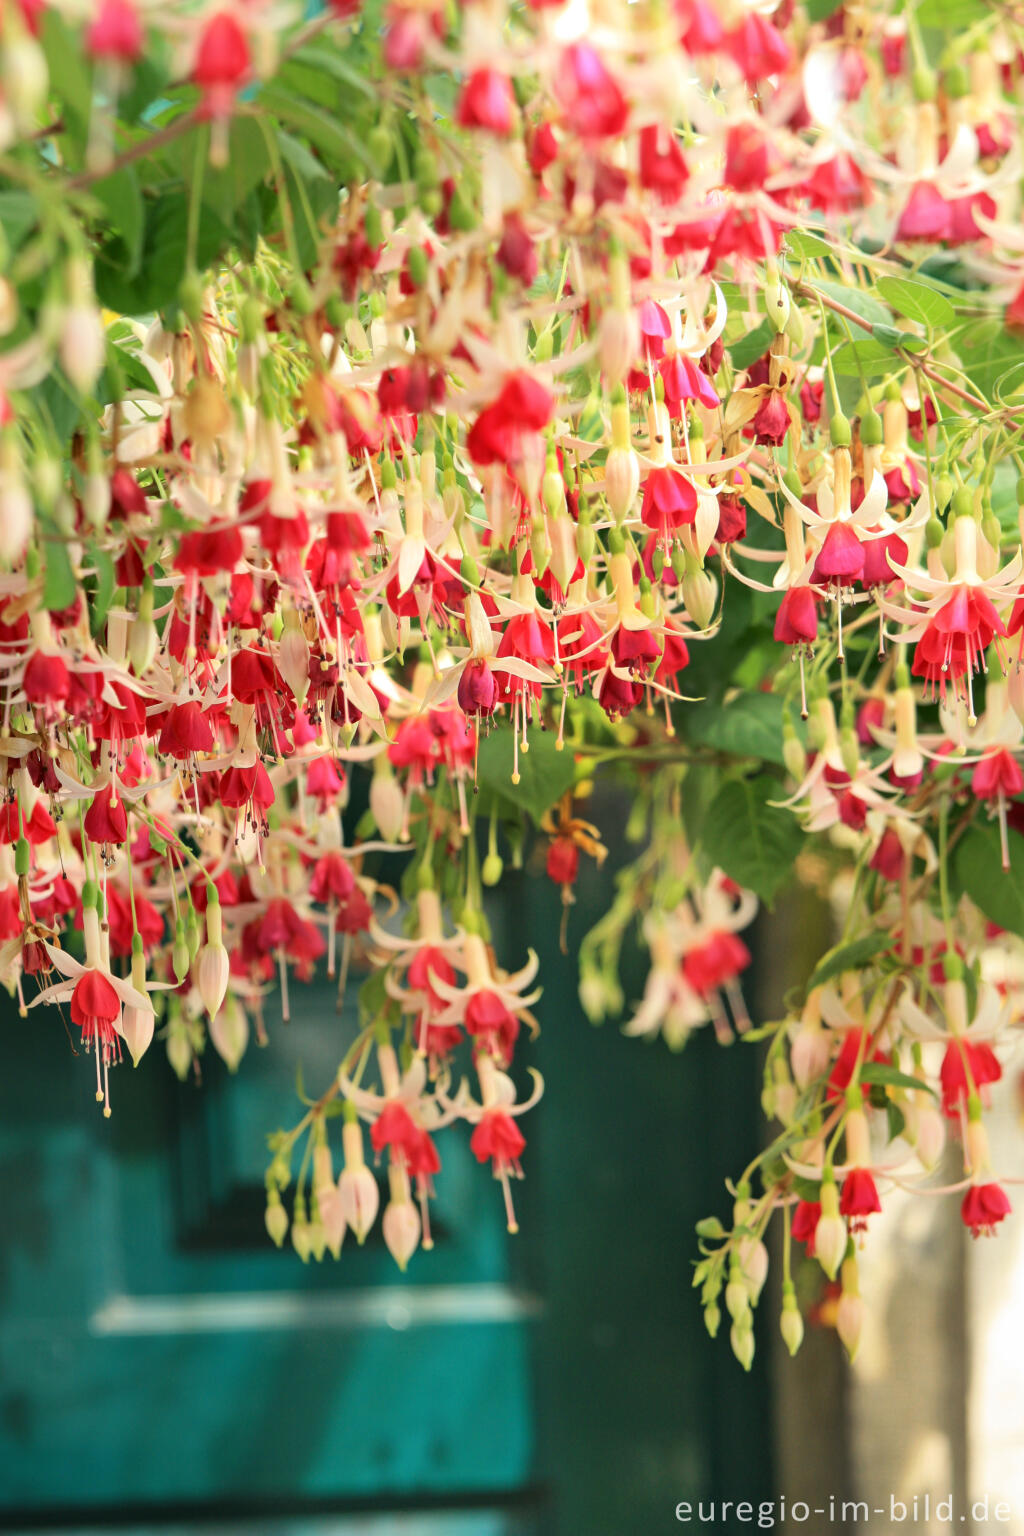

{"left": 259, "top": 84, "right": 376, "bottom": 177}
{"left": 40, "top": 11, "right": 93, "bottom": 146}
{"left": 684, "top": 690, "right": 793, "bottom": 768}
{"left": 88, "top": 549, "right": 116, "bottom": 638}
{"left": 476, "top": 725, "right": 580, "bottom": 825}
{"left": 0, "top": 191, "right": 39, "bottom": 251}
{"left": 957, "top": 320, "right": 1023, "bottom": 401}
{"left": 700, "top": 775, "right": 803, "bottom": 904}
{"left": 951, "top": 819, "right": 1024, "bottom": 936}
{"left": 876, "top": 275, "right": 956, "bottom": 332}
{"left": 859, "top": 1061, "right": 936, "bottom": 1097}
{"left": 43, "top": 536, "right": 77, "bottom": 612}
{"left": 832, "top": 338, "right": 902, "bottom": 378}
{"left": 284, "top": 38, "right": 377, "bottom": 102}
{"left": 815, "top": 280, "right": 890, "bottom": 329}
{"left": 170, "top": 118, "right": 272, "bottom": 214}
{"left": 886, "top": 1100, "right": 907, "bottom": 1141}
{"left": 785, "top": 229, "right": 834, "bottom": 261}
{"left": 95, "top": 192, "right": 232, "bottom": 315}
{"left": 803, "top": 0, "right": 844, "bottom": 21}
{"left": 805, "top": 932, "right": 895, "bottom": 993}
{"left": 92, "top": 168, "right": 145, "bottom": 278}
{"left": 729, "top": 318, "right": 775, "bottom": 371}
{"left": 917, "top": 0, "right": 989, "bottom": 25}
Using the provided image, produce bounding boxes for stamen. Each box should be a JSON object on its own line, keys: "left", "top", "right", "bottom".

{"left": 499, "top": 1164, "right": 519, "bottom": 1234}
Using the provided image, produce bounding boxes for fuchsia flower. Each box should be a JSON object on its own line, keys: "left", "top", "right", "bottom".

{"left": 962, "top": 1182, "right": 1011, "bottom": 1237}
{"left": 86, "top": 0, "right": 142, "bottom": 61}
{"left": 457, "top": 69, "right": 516, "bottom": 135}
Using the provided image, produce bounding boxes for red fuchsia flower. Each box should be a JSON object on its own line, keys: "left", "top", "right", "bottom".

{"left": 83, "top": 783, "right": 129, "bottom": 847}
{"left": 682, "top": 930, "right": 751, "bottom": 995}
{"left": 496, "top": 213, "right": 538, "bottom": 286}
{"left": 0, "top": 798, "right": 56, "bottom": 845}
{"left": 726, "top": 11, "right": 792, "bottom": 81}
{"left": 70, "top": 969, "right": 122, "bottom": 1056}
{"left": 839, "top": 1167, "right": 882, "bottom": 1233}
{"left": 457, "top": 657, "right": 499, "bottom": 718}
{"left": 751, "top": 388, "right": 791, "bottom": 446}
{"left": 554, "top": 43, "right": 629, "bottom": 140}
{"left": 86, "top": 0, "right": 142, "bottom": 61}
{"left": 827, "top": 1027, "right": 890, "bottom": 1101}
{"left": 157, "top": 700, "right": 216, "bottom": 759}
{"left": 218, "top": 759, "right": 276, "bottom": 827}
{"left": 23, "top": 651, "right": 71, "bottom": 713}
{"left": 470, "top": 1109, "right": 525, "bottom": 1173}
{"left": 466, "top": 373, "right": 554, "bottom": 470}
{"left": 971, "top": 747, "right": 1024, "bottom": 868}
{"left": 773, "top": 585, "right": 819, "bottom": 646}
{"left": 804, "top": 153, "right": 871, "bottom": 214}
{"left": 658, "top": 351, "right": 719, "bottom": 415}
{"left": 464, "top": 989, "right": 520, "bottom": 1063}
{"left": 546, "top": 836, "right": 579, "bottom": 887}
{"left": 812, "top": 520, "right": 866, "bottom": 586}
{"left": 961, "top": 1181, "right": 1011, "bottom": 1237}
{"left": 791, "top": 1198, "right": 821, "bottom": 1257}
{"left": 456, "top": 68, "right": 516, "bottom": 135}
{"left": 175, "top": 525, "right": 244, "bottom": 577}
{"left": 939, "top": 1038, "right": 1003, "bottom": 1118}
{"left": 640, "top": 465, "right": 697, "bottom": 543}
{"left": 193, "top": 11, "right": 251, "bottom": 127}
{"left": 638, "top": 125, "right": 689, "bottom": 202}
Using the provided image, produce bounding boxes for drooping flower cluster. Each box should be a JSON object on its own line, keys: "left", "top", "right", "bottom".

{"left": 1, "top": 0, "right": 1024, "bottom": 1349}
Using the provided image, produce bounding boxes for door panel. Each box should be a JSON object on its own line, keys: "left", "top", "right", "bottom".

{"left": 0, "top": 798, "right": 773, "bottom": 1532}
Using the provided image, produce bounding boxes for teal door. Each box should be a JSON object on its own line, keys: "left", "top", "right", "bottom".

{"left": 0, "top": 814, "right": 772, "bottom": 1533}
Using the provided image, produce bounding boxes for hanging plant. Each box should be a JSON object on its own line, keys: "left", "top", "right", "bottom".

{"left": 1, "top": 0, "right": 1023, "bottom": 1369}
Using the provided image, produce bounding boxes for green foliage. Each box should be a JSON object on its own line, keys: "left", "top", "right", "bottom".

{"left": 476, "top": 727, "right": 580, "bottom": 824}
{"left": 700, "top": 775, "right": 803, "bottom": 904}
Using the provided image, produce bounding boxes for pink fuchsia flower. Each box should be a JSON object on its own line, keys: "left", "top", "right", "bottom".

{"left": 456, "top": 68, "right": 516, "bottom": 135}
{"left": 554, "top": 44, "right": 629, "bottom": 140}
{"left": 961, "top": 1180, "right": 1011, "bottom": 1237}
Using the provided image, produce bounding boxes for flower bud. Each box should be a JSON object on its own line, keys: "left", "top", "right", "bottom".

{"left": 383, "top": 1170, "right": 421, "bottom": 1271}
{"left": 911, "top": 1098, "right": 945, "bottom": 1171}
{"left": 738, "top": 1237, "right": 769, "bottom": 1304}
{"left": 725, "top": 1269, "right": 750, "bottom": 1323}
{"left": 765, "top": 276, "right": 791, "bottom": 333}
{"left": 209, "top": 993, "right": 249, "bottom": 1072}
{"left": 837, "top": 1256, "right": 863, "bottom": 1360}
{"left": 166, "top": 1021, "right": 192, "bottom": 1081}
{"left": 814, "top": 1177, "right": 847, "bottom": 1280}
{"left": 370, "top": 763, "right": 404, "bottom": 841}
{"left": 605, "top": 444, "right": 640, "bottom": 522}
{"left": 780, "top": 1283, "right": 804, "bottom": 1356}
{"left": 339, "top": 1119, "right": 380, "bottom": 1243}
{"left": 599, "top": 307, "right": 640, "bottom": 383}
{"left": 265, "top": 1188, "right": 288, "bottom": 1247}
{"left": 730, "top": 1318, "right": 755, "bottom": 1371}
{"left": 312, "top": 1142, "right": 345, "bottom": 1259}
{"left": 277, "top": 617, "right": 310, "bottom": 705}
{"left": 291, "top": 1194, "right": 312, "bottom": 1263}
{"left": 0, "top": 459, "right": 32, "bottom": 564}
{"left": 682, "top": 562, "right": 717, "bottom": 629}
{"left": 60, "top": 296, "right": 106, "bottom": 395}
{"left": 82, "top": 470, "right": 111, "bottom": 530}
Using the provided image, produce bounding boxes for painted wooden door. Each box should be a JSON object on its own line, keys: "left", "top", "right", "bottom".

{"left": 0, "top": 821, "right": 772, "bottom": 1533}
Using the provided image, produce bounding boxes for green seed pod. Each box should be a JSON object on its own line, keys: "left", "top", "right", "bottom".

{"left": 859, "top": 406, "right": 883, "bottom": 446}
{"left": 829, "top": 411, "right": 851, "bottom": 447}
{"left": 406, "top": 246, "right": 429, "bottom": 289}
